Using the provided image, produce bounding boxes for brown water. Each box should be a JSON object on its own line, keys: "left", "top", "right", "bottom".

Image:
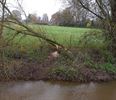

{"left": 0, "top": 81, "right": 116, "bottom": 100}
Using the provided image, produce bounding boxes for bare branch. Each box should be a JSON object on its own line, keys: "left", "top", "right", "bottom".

{"left": 0, "top": 0, "right": 6, "bottom": 36}
{"left": 0, "top": 1, "right": 65, "bottom": 49}
{"left": 96, "top": 0, "right": 110, "bottom": 20}
{"left": 78, "top": 0, "right": 104, "bottom": 20}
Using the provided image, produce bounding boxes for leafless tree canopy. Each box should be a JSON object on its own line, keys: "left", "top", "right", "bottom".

{"left": 63, "top": 0, "right": 116, "bottom": 56}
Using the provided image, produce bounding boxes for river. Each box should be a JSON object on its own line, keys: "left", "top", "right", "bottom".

{"left": 0, "top": 81, "right": 116, "bottom": 100}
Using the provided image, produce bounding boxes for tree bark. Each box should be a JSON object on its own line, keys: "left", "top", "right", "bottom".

{"left": 0, "top": 0, "right": 7, "bottom": 67}
{"left": 110, "top": 0, "right": 116, "bottom": 57}
{"left": 111, "top": 0, "right": 116, "bottom": 23}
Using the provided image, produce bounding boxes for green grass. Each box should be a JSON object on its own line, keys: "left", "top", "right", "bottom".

{"left": 3, "top": 24, "right": 103, "bottom": 49}
{"left": 40, "top": 25, "right": 94, "bottom": 47}
{"left": 1, "top": 24, "right": 116, "bottom": 79}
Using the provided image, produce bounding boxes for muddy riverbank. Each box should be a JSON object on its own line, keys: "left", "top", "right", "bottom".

{"left": 0, "top": 58, "right": 116, "bottom": 82}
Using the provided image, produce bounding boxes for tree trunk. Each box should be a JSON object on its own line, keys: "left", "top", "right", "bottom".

{"left": 110, "top": 0, "right": 116, "bottom": 57}
{"left": 111, "top": 0, "right": 116, "bottom": 23}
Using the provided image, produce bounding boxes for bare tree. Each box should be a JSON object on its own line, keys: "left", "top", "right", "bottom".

{"left": 50, "top": 11, "right": 62, "bottom": 25}
{"left": 26, "top": 13, "right": 38, "bottom": 23}
{"left": 42, "top": 13, "right": 49, "bottom": 24}
{"left": 0, "top": 0, "right": 65, "bottom": 49}
{"left": 51, "top": 8, "right": 74, "bottom": 26}
{"left": 64, "top": 0, "right": 116, "bottom": 56}
{"left": 12, "top": 10, "right": 22, "bottom": 21}
{"left": 0, "top": 0, "right": 6, "bottom": 37}
{"left": 0, "top": 0, "right": 6, "bottom": 66}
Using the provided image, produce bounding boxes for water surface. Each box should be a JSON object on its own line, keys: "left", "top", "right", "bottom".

{"left": 0, "top": 81, "right": 116, "bottom": 100}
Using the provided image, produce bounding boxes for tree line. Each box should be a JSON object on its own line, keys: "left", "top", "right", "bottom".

{"left": 5, "top": 10, "right": 49, "bottom": 25}
{"left": 3, "top": 7, "right": 100, "bottom": 28}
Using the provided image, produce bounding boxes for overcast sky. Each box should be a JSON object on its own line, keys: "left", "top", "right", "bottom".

{"left": 7, "top": 0, "right": 63, "bottom": 19}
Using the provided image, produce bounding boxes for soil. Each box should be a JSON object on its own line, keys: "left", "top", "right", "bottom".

{"left": 0, "top": 50, "right": 116, "bottom": 82}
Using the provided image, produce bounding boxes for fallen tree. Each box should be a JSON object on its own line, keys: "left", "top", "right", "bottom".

{"left": 0, "top": 0, "right": 65, "bottom": 49}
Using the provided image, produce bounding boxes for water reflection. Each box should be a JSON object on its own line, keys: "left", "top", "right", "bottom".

{"left": 0, "top": 81, "right": 116, "bottom": 100}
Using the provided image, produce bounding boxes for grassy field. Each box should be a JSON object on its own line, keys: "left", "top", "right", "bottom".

{"left": 3, "top": 25, "right": 104, "bottom": 49}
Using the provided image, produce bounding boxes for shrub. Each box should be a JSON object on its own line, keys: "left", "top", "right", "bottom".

{"left": 98, "top": 63, "right": 116, "bottom": 73}
{"left": 85, "top": 61, "right": 116, "bottom": 73}
{"left": 49, "top": 67, "right": 78, "bottom": 81}
{"left": 78, "top": 30, "right": 106, "bottom": 49}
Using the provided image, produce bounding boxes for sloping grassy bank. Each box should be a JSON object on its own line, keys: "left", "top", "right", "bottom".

{"left": 0, "top": 25, "right": 116, "bottom": 82}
